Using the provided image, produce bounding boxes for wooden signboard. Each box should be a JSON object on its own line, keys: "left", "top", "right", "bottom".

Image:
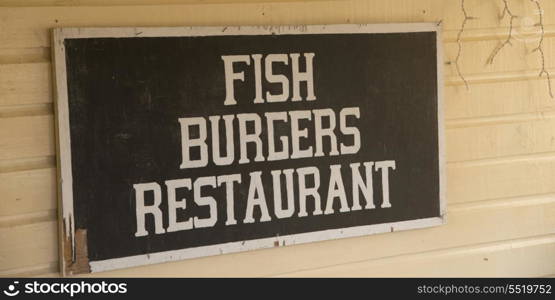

{"left": 52, "top": 23, "right": 446, "bottom": 275}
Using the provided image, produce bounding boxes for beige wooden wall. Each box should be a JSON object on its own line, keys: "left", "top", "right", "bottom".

{"left": 1, "top": 0, "right": 555, "bottom": 277}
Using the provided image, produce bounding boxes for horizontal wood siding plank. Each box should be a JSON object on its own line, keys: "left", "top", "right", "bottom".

{"left": 446, "top": 118, "right": 555, "bottom": 162}
{"left": 0, "top": 0, "right": 329, "bottom": 7}
{"left": 0, "top": 63, "right": 51, "bottom": 107}
{"left": 0, "top": 221, "right": 58, "bottom": 272}
{"left": 444, "top": 79, "right": 555, "bottom": 120}
{"left": 0, "top": 169, "right": 56, "bottom": 218}
{"left": 274, "top": 234, "right": 555, "bottom": 277}
{"left": 0, "top": 115, "right": 54, "bottom": 161}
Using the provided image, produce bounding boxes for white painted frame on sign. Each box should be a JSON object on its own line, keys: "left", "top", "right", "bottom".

{"left": 52, "top": 23, "right": 446, "bottom": 276}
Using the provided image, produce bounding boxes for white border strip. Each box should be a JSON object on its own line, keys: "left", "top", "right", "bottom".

{"left": 436, "top": 22, "right": 447, "bottom": 218}
{"left": 56, "top": 23, "right": 438, "bottom": 39}
{"left": 90, "top": 217, "right": 444, "bottom": 273}
{"left": 52, "top": 28, "right": 76, "bottom": 270}
{"left": 53, "top": 23, "right": 446, "bottom": 275}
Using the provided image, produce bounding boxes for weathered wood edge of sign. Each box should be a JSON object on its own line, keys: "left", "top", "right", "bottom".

{"left": 51, "top": 23, "right": 447, "bottom": 276}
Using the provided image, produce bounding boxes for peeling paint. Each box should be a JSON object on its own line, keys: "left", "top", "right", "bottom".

{"left": 63, "top": 228, "right": 90, "bottom": 275}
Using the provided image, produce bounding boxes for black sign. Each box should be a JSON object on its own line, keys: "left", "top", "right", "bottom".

{"left": 53, "top": 24, "right": 445, "bottom": 275}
